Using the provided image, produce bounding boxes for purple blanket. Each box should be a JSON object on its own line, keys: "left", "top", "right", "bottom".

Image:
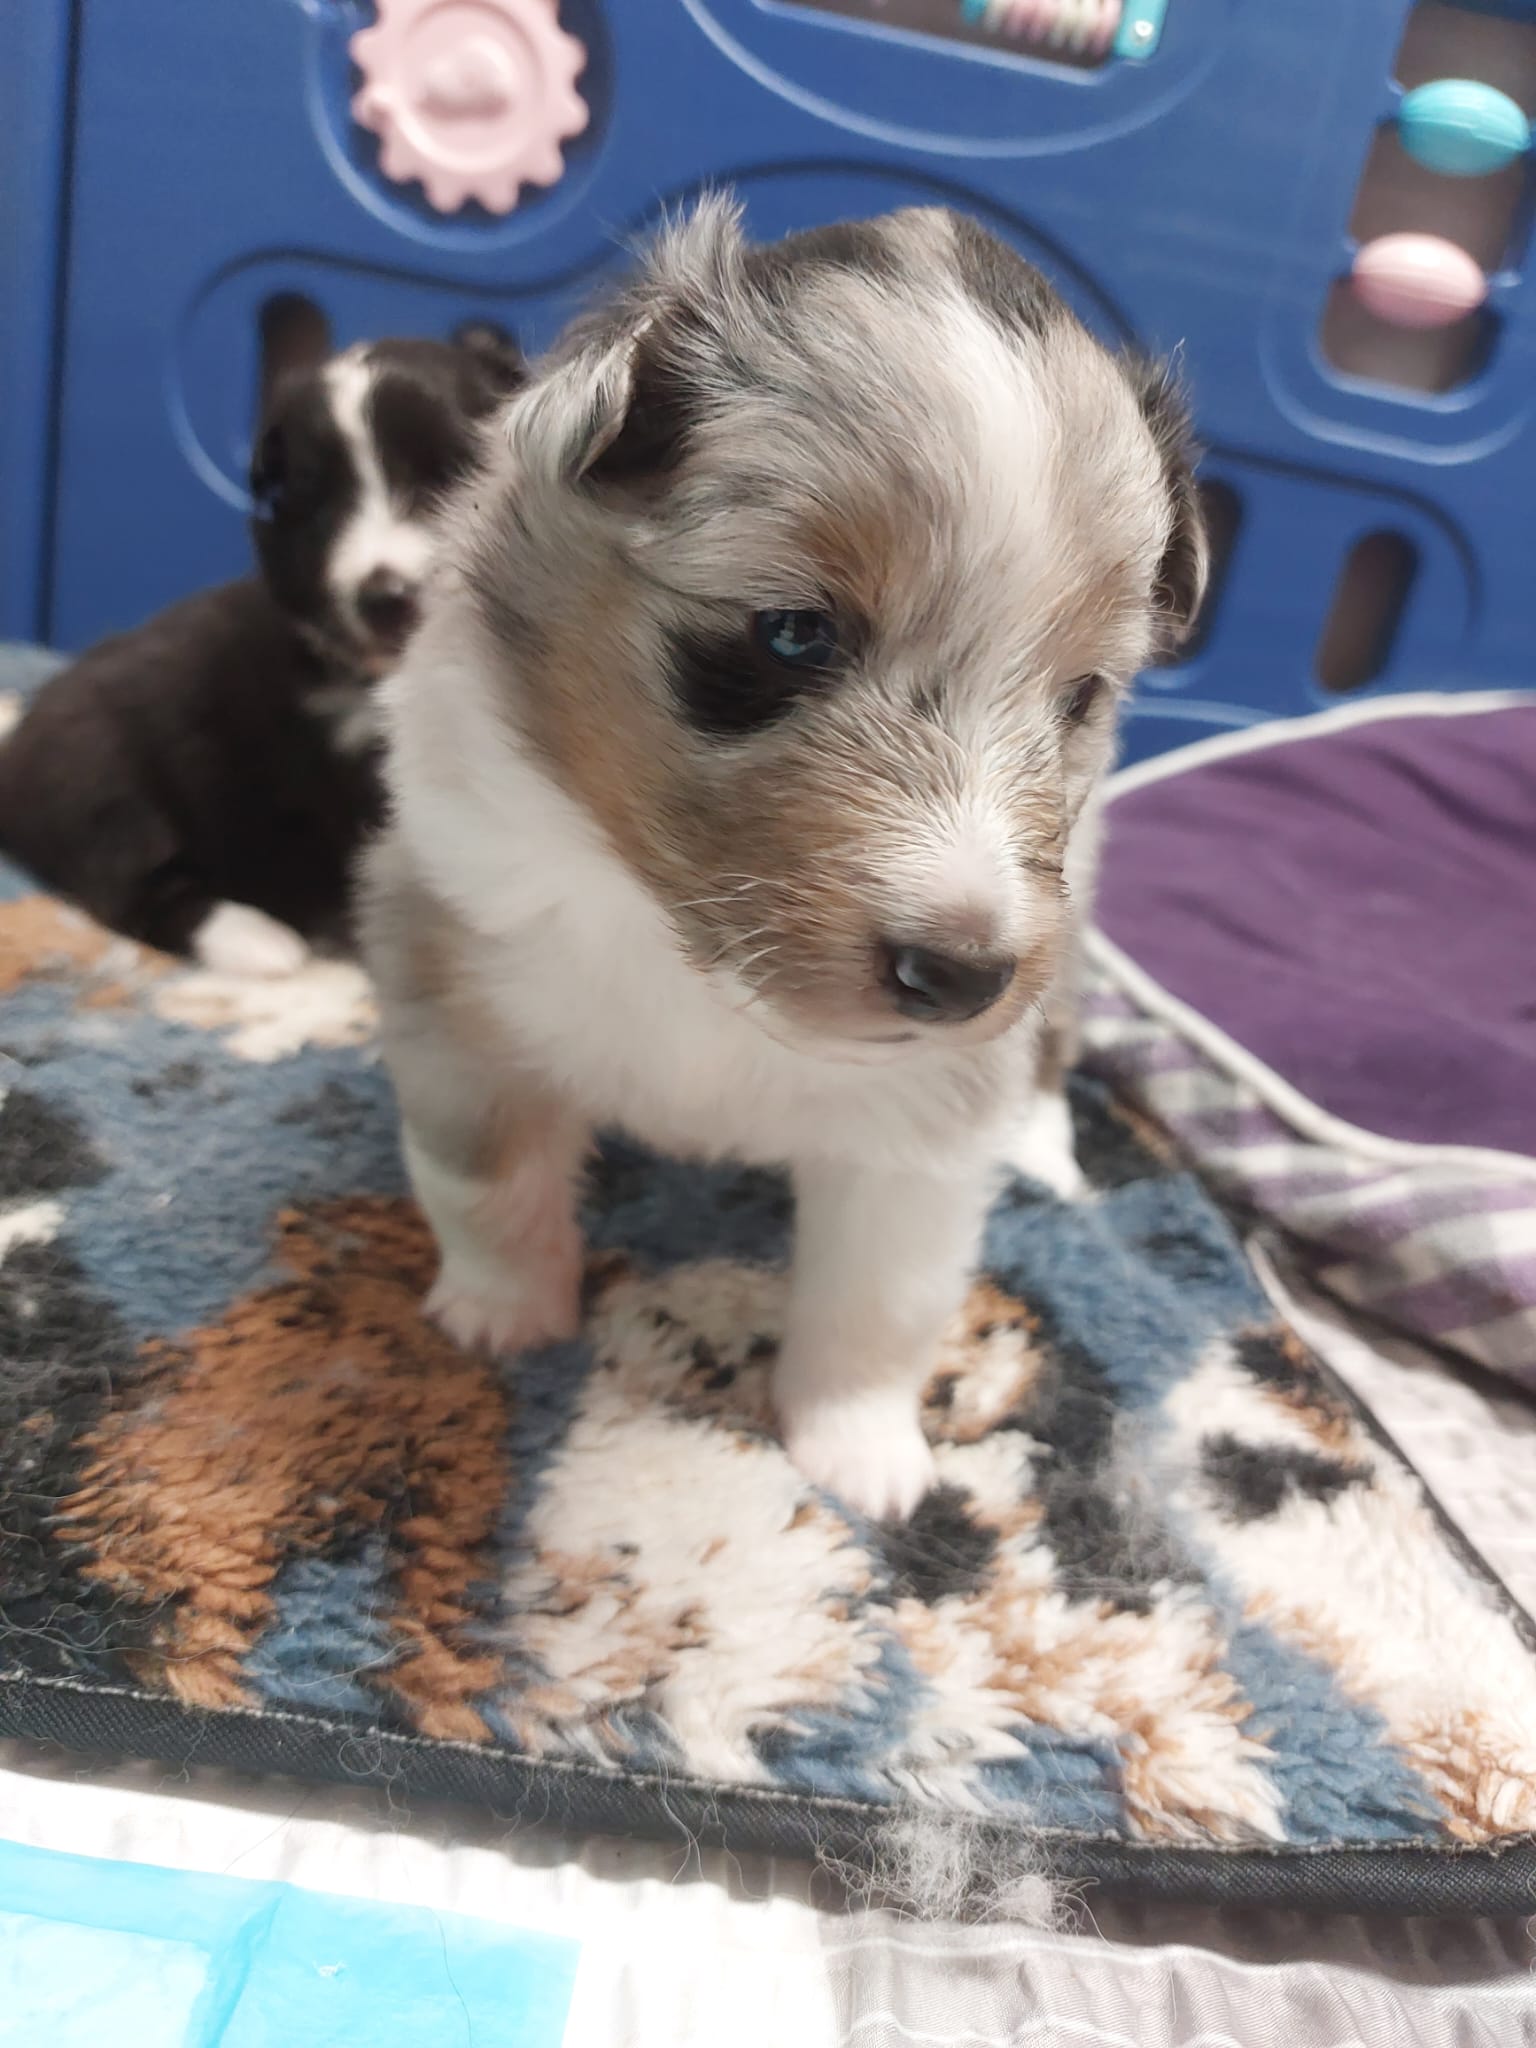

{"left": 1099, "top": 702, "right": 1536, "bottom": 1160}
{"left": 1090, "top": 696, "right": 1536, "bottom": 1386}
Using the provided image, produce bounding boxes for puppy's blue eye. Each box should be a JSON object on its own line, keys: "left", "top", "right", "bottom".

{"left": 753, "top": 608, "right": 840, "bottom": 670}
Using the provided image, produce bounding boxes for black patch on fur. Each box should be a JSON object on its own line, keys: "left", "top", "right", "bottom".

{"left": 742, "top": 218, "right": 902, "bottom": 299}
{"left": 666, "top": 621, "right": 834, "bottom": 738}
{"left": 0, "top": 578, "right": 383, "bottom": 955}
{"left": 715, "top": 1170, "right": 796, "bottom": 1232}
{"left": 249, "top": 375, "right": 357, "bottom": 635}
{"left": 1125, "top": 357, "right": 1208, "bottom": 651}
{"left": 369, "top": 376, "right": 478, "bottom": 510}
{"left": 0, "top": 1090, "right": 108, "bottom": 1203}
{"left": 252, "top": 331, "right": 516, "bottom": 667}
{"left": 950, "top": 214, "right": 1062, "bottom": 341}
{"left": 1202, "top": 1434, "right": 1369, "bottom": 1523}
{"left": 582, "top": 316, "right": 706, "bottom": 489}
{"left": 880, "top": 1486, "right": 997, "bottom": 1602}
{"left": 450, "top": 319, "right": 527, "bottom": 411}
{"left": 591, "top": 223, "right": 897, "bottom": 491}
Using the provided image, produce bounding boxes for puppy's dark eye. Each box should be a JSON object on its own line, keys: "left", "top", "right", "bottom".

{"left": 1062, "top": 674, "right": 1104, "bottom": 726}
{"left": 249, "top": 427, "right": 288, "bottom": 520}
{"left": 753, "top": 608, "right": 840, "bottom": 670}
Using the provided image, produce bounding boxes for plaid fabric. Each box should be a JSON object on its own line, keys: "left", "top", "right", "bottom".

{"left": 1083, "top": 952, "right": 1536, "bottom": 1387}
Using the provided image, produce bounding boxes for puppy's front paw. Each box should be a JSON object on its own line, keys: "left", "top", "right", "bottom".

{"left": 193, "top": 902, "right": 311, "bottom": 979}
{"left": 427, "top": 1260, "right": 581, "bottom": 1358}
{"left": 781, "top": 1391, "right": 937, "bottom": 1522}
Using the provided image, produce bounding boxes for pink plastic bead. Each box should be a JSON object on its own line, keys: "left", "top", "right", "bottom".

{"left": 351, "top": 0, "right": 588, "bottom": 216}
{"left": 1351, "top": 233, "right": 1488, "bottom": 331}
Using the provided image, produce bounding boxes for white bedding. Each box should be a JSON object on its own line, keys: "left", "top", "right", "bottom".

{"left": 5, "top": 1730, "right": 1533, "bottom": 2046}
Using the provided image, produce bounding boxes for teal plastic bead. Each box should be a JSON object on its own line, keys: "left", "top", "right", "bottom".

{"left": 1399, "top": 79, "right": 1530, "bottom": 177}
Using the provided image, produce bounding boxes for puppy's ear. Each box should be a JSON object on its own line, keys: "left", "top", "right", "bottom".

{"left": 1128, "top": 358, "right": 1210, "bottom": 652}
{"left": 577, "top": 315, "right": 700, "bottom": 492}
{"left": 256, "top": 294, "right": 332, "bottom": 422}
{"left": 508, "top": 194, "right": 744, "bottom": 495}
{"left": 452, "top": 319, "right": 526, "bottom": 414}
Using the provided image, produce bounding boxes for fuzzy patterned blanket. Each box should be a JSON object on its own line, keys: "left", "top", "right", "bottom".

{"left": 2, "top": 781, "right": 1535, "bottom": 1912}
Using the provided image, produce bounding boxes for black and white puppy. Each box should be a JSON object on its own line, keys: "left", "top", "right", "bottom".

{"left": 0, "top": 323, "right": 523, "bottom": 974}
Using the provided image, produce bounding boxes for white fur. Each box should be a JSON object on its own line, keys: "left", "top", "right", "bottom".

{"left": 0, "top": 693, "right": 21, "bottom": 743}
{"left": 325, "top": 351, "right": 435, "bottom": 625}
{"left": 191, "top": 901, "right": 310, "bottom": 979}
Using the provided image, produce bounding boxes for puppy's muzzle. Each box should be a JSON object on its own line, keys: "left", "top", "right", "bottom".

{"left": 879, "top": 940, "right": 1016, "bottom": 1025}
{"left": 356, "top": 568, "right": 421, "bottom": 651}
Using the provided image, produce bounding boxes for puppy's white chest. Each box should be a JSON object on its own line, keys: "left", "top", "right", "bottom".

{"left": 481, "top": 884, "right": 831, "bottom": 1159}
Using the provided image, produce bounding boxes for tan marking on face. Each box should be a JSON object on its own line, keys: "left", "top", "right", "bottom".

{"left": 521, "top": 581, "right": 1070, "bottom": 1045}
{"left": 799, "top": 475, "right": 950, "bottom": 636}
{"left": 515, "top": 562, "right": 674, "bottom": 878}
{"left": 60, "top": 1199, "right": 509, "bottom": 1738}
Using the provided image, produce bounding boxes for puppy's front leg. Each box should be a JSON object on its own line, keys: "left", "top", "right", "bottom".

{"left": 388, "top": 1026, "right": 587, "bottom": 1357}
{"left": 405, "top": 1102, "right": 588, "bottom": 1358}
{"left": 368, "top": 853, "right": 590, "bottom": 1359}
{"left": 775, "top": 1159, "right": 994, "bottom": 1520}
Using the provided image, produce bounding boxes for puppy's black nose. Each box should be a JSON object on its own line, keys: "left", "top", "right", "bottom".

{"left": 880, "top": 942, "right": 1016, "bottom": 1024}
{"left": 356, "top": 568, "right": 419, "bottom": 645}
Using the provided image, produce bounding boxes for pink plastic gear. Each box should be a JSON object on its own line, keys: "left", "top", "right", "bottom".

{"left": 350, "top": 0, "right": 588, "bottom": 216}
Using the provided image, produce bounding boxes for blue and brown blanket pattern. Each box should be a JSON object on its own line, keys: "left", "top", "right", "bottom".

{"left": 2, "top": 739, "right": 1535, "bottom": 1904}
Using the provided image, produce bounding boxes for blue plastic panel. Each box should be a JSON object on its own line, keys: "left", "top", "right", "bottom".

{"left": 40, "top": 0, "right": 1536, "bottom": 758}
{"left": 0, "top": 0, "right": 76, "bottom": 641}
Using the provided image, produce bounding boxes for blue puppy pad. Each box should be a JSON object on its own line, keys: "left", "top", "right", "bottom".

{"left": 0, "top": 1839, "right": 579, "bottom": 2047}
